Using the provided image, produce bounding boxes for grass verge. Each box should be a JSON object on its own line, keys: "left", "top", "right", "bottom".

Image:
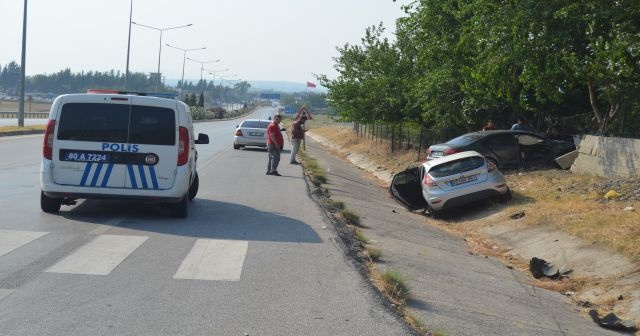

{"left": 0, "top": 125, "right": 46, "bottom": 133}
{"left": 299, "top": 143, "right": 433, "bottom": 335}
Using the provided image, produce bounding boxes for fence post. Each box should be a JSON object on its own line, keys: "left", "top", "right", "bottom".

{"left": 417, "top": 125, "right": 424, "bottom": 161}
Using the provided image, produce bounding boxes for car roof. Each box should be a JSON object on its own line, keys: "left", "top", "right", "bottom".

{"left": 423, "top": 150, "right": 484, "bottom": 167}
{"left": 241, "top": 118, "right": 271, "bottom": 123}
{"left": 441, "top": 129, "right": 539, "bottom": 146}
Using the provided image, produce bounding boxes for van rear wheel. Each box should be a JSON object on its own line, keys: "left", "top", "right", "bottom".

{"left": 41, "top": 191, "right": 61, "bottom": 213}
{"left": 170, "top": 195, "right": 189, "bottom": 218}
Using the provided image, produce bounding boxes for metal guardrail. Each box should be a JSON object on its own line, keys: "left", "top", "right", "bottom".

{"left": 0, "top": 112, "right": 48, "bottom": 119}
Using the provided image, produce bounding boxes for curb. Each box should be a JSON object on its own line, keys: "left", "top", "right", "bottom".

{"left": 0, "top": 130, "right": 45, "bottom": 137}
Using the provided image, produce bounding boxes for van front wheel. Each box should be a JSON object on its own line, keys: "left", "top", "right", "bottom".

{"left": 41, "top": 191, "right": 61, "bottom": 213}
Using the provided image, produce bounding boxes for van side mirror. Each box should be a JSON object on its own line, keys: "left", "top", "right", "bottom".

{"left": 195, "top": 133, "right": 209, "bottom": 144}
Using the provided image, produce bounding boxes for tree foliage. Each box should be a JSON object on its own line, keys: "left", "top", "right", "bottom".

{"left": 319, "top": 0, "right": 640, "bottom": 136}
{"left": 0, "top": 63, "right": 253, "bottom": 107}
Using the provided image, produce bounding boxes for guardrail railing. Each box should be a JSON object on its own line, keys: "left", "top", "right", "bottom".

{"left": 0, "top": 112, "right": 49, "bottom": 119}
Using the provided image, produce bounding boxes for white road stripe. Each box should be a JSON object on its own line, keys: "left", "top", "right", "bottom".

{"left": 174, "top": 239, "right": 248, "bottom": 281}
{"left": 0, "top": 230, "right": 48, "bottom": 258}
{"left": 46, "top": 234, "right": 147, "bottom": 275}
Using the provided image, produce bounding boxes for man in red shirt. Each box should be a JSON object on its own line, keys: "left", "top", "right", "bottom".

{"left": 266, "top": 114, "right": 284, "bottom": 176}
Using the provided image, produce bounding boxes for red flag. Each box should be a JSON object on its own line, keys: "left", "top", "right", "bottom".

{"left": 306, "top": 81, "right": 316, "bottom": 88}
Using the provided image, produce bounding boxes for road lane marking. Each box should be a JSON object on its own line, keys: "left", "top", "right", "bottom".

{"left": 0, "top": 230, "right": 48, "bottom": 258}
{"left": 174, "top": 239, "right": 248, "bottom": 281}
{"left": 46, "top": 234, "right": 147, "bottom": 275}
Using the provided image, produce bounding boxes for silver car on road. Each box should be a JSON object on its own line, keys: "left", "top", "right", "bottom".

{"left": 389, "top": 151, "right": 511, "bottom": 215}
{"left": 233, "top": 119, "right": 272, "bottom": 149}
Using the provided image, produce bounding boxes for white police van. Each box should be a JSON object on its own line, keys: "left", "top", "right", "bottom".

{"left": 40, "top": 90, "right": 209, "bottom": 217}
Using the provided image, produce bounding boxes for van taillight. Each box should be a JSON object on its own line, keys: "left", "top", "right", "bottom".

{"left": 43, "top": 120, "right": 56, "bottom": 160}
{"left": 177, "top": 126, "right": 189, "bottom": 166}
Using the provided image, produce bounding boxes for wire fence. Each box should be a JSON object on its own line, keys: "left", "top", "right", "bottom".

{"left": 351, "top": 122, "right": 461, "bottom": 161}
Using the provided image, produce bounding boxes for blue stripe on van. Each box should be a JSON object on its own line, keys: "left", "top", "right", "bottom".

{"left": 80, "top": 162, "right": 93, "bottom": 186}
{"left": 138, "top": 165, "right": 148, "bottom": 189}
{"left": 127, "top": 164, "right": 138, "bottom": 188}
{"left": 148, "top": 166, "right": 159, "bottom": 189}
{"left": 101, "top": 163, "right": 114, "bottom": 187}
{"left": 90, "top": 163, "right": 104, "bottom": 187}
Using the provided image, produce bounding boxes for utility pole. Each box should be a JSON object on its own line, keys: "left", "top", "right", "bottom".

{"left": 124, "top": 0, "right": 132, "bottom": 90}
{"left": 18, "top": 0, "right": 28, "bottom": 127}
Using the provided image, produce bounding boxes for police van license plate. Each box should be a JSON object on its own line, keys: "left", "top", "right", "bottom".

{"left": 449, "top": 175, "right": 478, "bottom": 186}
{"left": 61, "top": 150, "right": 111, "bottom": 163}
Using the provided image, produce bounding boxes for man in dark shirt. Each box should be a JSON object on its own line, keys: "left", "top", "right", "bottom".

{"left": 511, "top": 116, "right": 533, "bottom": 132}
{"left": 289, "top": 116, "right": 307, "bottom": 164}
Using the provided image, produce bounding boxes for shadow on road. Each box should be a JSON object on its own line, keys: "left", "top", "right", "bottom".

{"left": 58, "top": 198, "right": 322, "bottom": 244}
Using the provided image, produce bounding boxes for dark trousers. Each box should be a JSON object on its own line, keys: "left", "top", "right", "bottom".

{"left": 267, "top": 143, "right": 281, "bottom": 173}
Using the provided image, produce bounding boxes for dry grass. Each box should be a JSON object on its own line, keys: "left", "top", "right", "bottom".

{"left": 0, "top": 125, "right": 46, "bottom": 132}
{"left": 0, "top": 100, "right": 52, "bottom": 112}
{"left": 498, "top": 171, "right": 640, "bottom": 262}
{"left": 311, "top": 118, "right": 640, "bottom": 263}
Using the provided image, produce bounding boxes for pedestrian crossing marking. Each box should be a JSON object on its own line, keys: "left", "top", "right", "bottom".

{"left": 0, "top": 230, "right": 48, "bottom": 258}
{"left": 174, "top": 239, "right": 248, "bottom": 281}
{"left": 46, "top": 234, "right": 148, "bottom": 276}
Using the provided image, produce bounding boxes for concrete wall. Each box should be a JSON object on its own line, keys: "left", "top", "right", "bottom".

{"left": 571, "top": 135, "right": 640, "bottom": 178}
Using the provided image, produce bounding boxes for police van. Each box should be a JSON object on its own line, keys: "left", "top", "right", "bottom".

{"left": 40, "top": 90, "right": 209, "bottom": 217}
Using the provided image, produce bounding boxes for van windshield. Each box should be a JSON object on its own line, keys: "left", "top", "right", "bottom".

{"left": 57, "top": 103, "right": 175, "bottom": 145}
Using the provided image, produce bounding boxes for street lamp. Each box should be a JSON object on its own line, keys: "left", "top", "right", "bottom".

{"left": 205, "top": 68, "right": 229, "bottom": 106}
{"left": 124, "top": 0, "right": 132, "bottom": 91}
{"left": 219, "top": 74, "right": 238, "bottom": 87}
{"left": 165, "top": 44, "right": 206, "bottom": 99}
{"left": 132, "top": 21, "right": 192, "bottom": 92}
{"left": 187, "top": 58, "right": 220, "bottom": 106}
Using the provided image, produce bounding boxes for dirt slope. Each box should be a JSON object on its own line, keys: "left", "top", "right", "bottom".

{"left": 307, "top": 124, "right": 640, "bottom": 331}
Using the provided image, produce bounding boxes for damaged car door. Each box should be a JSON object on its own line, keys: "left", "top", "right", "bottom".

{"left": 389, "top": 167, "right": 428, "bottom": 211}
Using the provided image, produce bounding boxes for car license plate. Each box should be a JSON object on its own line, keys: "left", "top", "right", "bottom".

{"left": 61, "top": 150, "right": 111, "bottom": 163}
{"left": 449, "top": 174, "right": 478, "bottom": 186}
{"left": 430, "top": 151, "right": 444, "bottom": 157}
{"left": 249, "top": 132, "right": 263, "bottom": 137}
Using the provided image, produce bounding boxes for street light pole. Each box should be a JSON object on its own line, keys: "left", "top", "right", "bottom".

{"left": 132, "top": 22, "right": 192, "bottom": 92}
{"left": 124, "top": 0, "right": 132, "bottom": 90}
{"left": 205, "top": 68, "right": 229, "bottom": 106}
{"left": 187, "top": 58, "right": 219, "bottom": 107}
{"left": 166, "top": 44, "right": 206, "bottom": 100}
{"left": 18, "top": 0, "right": 27, "bottom": 127}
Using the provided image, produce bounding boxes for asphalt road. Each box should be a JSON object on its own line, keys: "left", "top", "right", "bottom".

{"left": 0, "top": 107, "right": 412, "bottom": 336}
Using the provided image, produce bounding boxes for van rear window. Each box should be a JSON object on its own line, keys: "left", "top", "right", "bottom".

{"left": 57, "top": 103, "right": 175, "bottom": 145}
{"left": 129, "top": 105, "right": 175, "bottom": 145}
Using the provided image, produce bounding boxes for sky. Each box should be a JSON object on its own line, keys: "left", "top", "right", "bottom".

{"left": 1, "top": 0, "right": 410, "bottom": 85}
